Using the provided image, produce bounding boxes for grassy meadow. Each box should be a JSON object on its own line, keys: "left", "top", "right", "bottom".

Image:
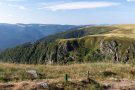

{"left": 0, "top": 62, "right": 135, "bottom": 83}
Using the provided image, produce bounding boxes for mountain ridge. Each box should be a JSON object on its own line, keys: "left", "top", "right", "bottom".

{"left": 0, "top": 24, "right": 80, "bottom": 49}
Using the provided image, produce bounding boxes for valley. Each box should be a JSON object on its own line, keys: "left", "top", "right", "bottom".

{"left": 0, "top": 24, "right": 79, "bottom": 49}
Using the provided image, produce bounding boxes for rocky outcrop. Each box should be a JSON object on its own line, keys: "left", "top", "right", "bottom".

{"left": 100, "top": 38, "right": 135, "bottom": 63}
{"left": 100, "top": 40, "right": 119, "bottom": 62}
{"left": 44, "top": 40, "right": 79, "bottom": 64}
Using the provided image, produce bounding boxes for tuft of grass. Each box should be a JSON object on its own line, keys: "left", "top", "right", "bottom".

{"left": 101, "top": 70, "right": 117, "bottom": 77}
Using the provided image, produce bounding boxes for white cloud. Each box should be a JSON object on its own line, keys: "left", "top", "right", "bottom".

{"left": 19, "top": 6, "right": 26, "bottom": 10}
{"left": 39, "top": 2, "right": 119, "bottom": 11}
{"left": 7, "top": 4, "right": 27, "bottom": 10}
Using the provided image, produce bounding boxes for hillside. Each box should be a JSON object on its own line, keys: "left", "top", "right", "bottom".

{"left": 0, "top": 25, "right": 135, "bottom": 64}
{"left": 0, "top": 23, "right": 78, "bottom": 49}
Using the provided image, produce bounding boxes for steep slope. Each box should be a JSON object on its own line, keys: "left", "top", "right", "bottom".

{"left": 0, "top": 25, "right": 135, "bottom": 64}
{"left": 0, "top": 23, "right": 78, "bottom": 49}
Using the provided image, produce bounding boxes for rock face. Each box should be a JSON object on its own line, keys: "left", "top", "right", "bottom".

{"left": 100, "top": 40, "right": 119, "bottom": 62}
{"left": 100, "top": 38, "right": 135, "bottom": 63}
{"left": 43, "top": 40, "right": 79, "bottom": 64}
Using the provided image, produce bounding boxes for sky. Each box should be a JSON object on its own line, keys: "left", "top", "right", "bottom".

{"left": 0, "top": 0, "right": 135, "bottom": 25}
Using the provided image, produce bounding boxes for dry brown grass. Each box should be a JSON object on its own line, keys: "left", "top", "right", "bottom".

{"left": 0, "top": 62, "right": 135, "bottom": 89}
{"left": 0, "top": 62, "right": 135, "bottom": 83}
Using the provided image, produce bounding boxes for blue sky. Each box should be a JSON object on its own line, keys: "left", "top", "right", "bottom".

{"left": 0, "top": 0, "right": 135, "bottom": 25}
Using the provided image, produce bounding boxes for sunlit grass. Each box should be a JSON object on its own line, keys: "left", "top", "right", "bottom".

{"left": 0, "top": 62, "right": 135, "bottom": 82}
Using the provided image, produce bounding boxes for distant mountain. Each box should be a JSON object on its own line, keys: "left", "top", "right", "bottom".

{"left": 0, "top": 23, "right": 79, "bottom": 49}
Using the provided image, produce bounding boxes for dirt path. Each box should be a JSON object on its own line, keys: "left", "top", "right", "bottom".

{"left": 102, "top": 79, "right": 135, "bottom": 90}
{"left": 1, "top": 79, "right": 135, "bottom": 90}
